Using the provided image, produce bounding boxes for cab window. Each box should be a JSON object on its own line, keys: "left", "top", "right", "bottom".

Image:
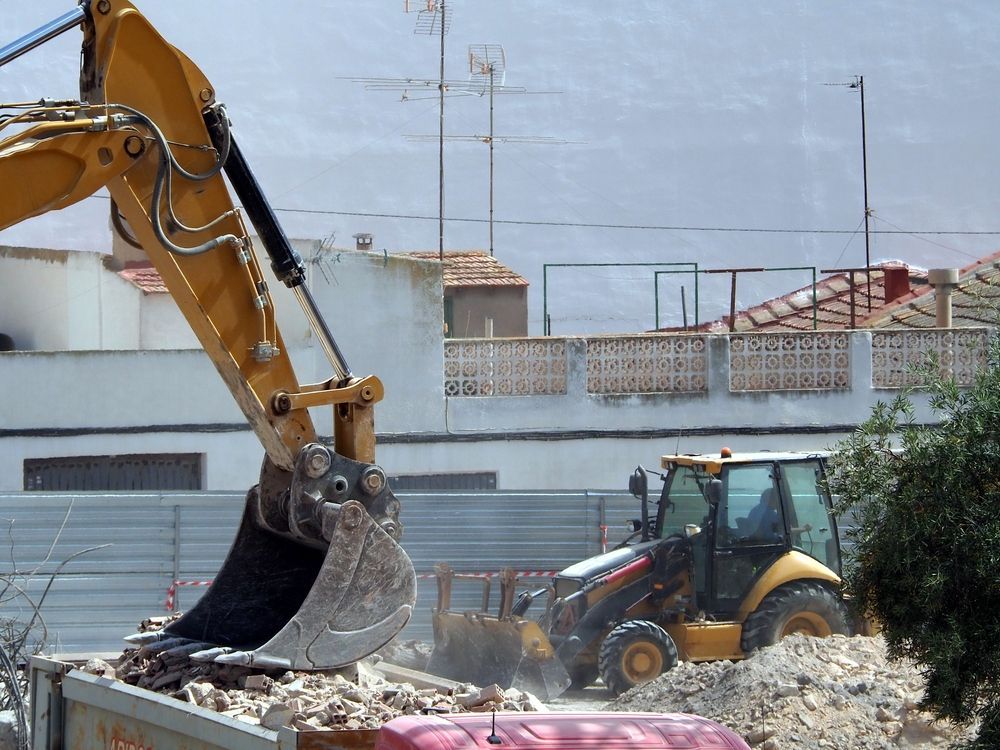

{"left": 659, "top": 466, "right": 711, "bottom": 537}
{"left": 783, "top": 459, "right": 839, "bottom": 571}
{"left": 717, "top": 464, "right": 782, "bottom": 546}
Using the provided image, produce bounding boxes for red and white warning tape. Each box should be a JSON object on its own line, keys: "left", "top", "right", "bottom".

{"left": 164, "top": 570, "right": 559, "bottom": 611}
{"left": 165, "top": 580, "right": 213, "bottom": 612}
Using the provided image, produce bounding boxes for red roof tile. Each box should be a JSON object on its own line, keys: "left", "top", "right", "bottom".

{"left": 658, "top": 263, "right": 928, "bottom": 333}
{"left": 860, "top": 250, "right": 1000, "bottom": 329}
{"left": 118, "top": 262, "right": 168, "bottom": 294}
{"left": 401, "top": 251, "right": 529, "bottom": 288}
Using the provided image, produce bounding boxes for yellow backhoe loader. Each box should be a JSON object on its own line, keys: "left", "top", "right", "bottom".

{"left": 429, "top": 449, "right": 858, "bottom": 698}
{"left": 0, "top": 1, "right": 415, "bottom": 670}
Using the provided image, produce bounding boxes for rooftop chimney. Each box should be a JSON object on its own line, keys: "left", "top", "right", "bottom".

{"left": 882, "top": 266, "right": 910, "bottom": 304}
{"left": 353, "top": 233, "right": 373, "bottom": 252}
{"left": 927, "top": 268, "right": 960, "bottom": 328}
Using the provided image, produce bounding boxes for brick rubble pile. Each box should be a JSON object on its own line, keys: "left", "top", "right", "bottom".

{"left": 607, "top": 634, "right": 977, "bottom": 749}
{"left": 81, "top": 622, "right": 542, "bottom": 732}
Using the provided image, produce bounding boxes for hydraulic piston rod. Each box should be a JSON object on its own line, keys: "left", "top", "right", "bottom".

{"left": 0, "top": 5, "right": 89, "bottom": 68}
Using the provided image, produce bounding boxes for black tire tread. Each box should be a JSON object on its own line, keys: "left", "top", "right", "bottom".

{"left": 598, "top": 619, "right": 678, "bottom": 696}
{"left": 740, "top": 580, "right": 851, "bottom": 654}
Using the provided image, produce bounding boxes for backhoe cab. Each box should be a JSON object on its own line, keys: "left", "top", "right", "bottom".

{"left": 429, "top": 450, "right": 852, "bottom": 698}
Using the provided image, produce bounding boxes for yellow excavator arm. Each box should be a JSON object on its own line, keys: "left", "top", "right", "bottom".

{"left": 0, "top": 1, "right": 415, "bottom": 670}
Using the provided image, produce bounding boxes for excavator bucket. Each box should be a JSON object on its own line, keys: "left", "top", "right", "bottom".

{"left": 426, "top": 566, "right": 571, "bottom": 700}
{"left": 129, "top": 449, "right": 417, "bottom": 670}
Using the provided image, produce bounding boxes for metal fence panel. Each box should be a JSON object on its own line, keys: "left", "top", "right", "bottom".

{"left": 0, "top": 490, "right": 614, "bottom": 654}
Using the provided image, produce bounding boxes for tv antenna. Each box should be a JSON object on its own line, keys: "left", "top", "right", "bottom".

{"left": 409, "top": 0, "right": 450, "bottom": 259}
{"left": 405, "top": 44, "right": 570, "bottom": 256}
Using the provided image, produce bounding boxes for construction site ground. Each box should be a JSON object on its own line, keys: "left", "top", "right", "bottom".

{"left": 13, "top": 631, "right": 975, "bottom": 750}
{"left": 387, "top": 633, "right": 978, "bottom": 749}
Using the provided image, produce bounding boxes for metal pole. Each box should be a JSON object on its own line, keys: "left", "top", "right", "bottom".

{"left": 488, "top": 66, "right": 495, "bottom": 257}
{"left": 438, "top": 1, "right": 446, "bottom": 261}
{"left": 728, "top": 272, "right": 738, "bottom": 332}
{"left": 543, "top": 265, "right": 549, "bottom": 335}
{"left": 681, "top": 286, "right": 688, "bottom": 331}
{"left": 859, "top": 75, "right": 871, "bottom": 309}
{"left": 0, "top": 6, "right": 87, "bottom": 68}
{"left": 811, "top": 268, "right": 817, "bottom": 330}
{"left": 849, "top": 272, "right": 857, "bottom": 329}
{"left": 547, "top": 263, "right": 696, "bottom": 333}
{"left": 654, "top": 272, "right": 660, "bottom": 329}
{"left": 694, "top": 271, "right": 700, "bottom": 327}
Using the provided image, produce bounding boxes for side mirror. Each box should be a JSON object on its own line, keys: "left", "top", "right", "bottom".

{"left": 628, "top": 466, "right": 651, "bottom": 542}
{"left": 629, "top": 466, "right": 648, "bottom": 499}
{"left": 706, "top": 479, "right": 723, "bottom": 506}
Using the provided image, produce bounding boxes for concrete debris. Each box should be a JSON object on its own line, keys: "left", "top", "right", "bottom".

{"left": 112, "top": 634, "right": 544, "bottom": 731}
{"left": 81, "top": 658, "right": 116, "bottom": 678}
{"left": 375, "top": 638, "right": 432, "bottom": 672}
{"left": 607, "top": 634, "right": 978, "bottom": 749}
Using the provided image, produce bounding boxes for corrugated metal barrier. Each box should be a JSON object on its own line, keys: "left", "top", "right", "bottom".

{"left": 0, "top": 489, "right": 641, "bottom": 656}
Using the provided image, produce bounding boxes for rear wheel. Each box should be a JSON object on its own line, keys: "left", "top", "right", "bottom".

{"left": 741, "top": 581, "right": 851, "bottom": 653}
{"left": 598, "top": 620, "right": 678, "bottom": 696}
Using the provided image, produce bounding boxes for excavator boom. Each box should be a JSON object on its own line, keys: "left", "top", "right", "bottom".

{"left": 0, "top": 1, "right": 415, "bottom": 669}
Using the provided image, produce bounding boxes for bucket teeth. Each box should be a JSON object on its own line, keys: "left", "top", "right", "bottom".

{"left": 212, "top": 650, "right": 290, "bottom": 669}
{"left": 136, "top": 636, "right": 194, "bottom": 658}
{"left": 158, "top": 472, "right": 416, "bottom": 671}
{"left": 188, "top": 646, "right": 233, "bottom": 663}
{"left": 211, "top": 650, "right": 255, "bottom": 666}
{"left": 159, "top": 641, "right": 216, "bottom": 660}
{"left": 123, "top": 631, "right": 170, "bottom": 646}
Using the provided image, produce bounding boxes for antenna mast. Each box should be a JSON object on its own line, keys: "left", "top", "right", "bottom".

{"left": 468, "top": 44, "right": 505, "bottom": 256}
{"left": 405, "top": 48, "right": 567, "bottom": 257}
{"left": 408, "top": 0, "right": 451, "bottom": 260}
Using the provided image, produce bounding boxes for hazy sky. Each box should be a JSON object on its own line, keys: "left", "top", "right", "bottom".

{"left": 3, "top": 2, "right": 1000, "bottom": 333}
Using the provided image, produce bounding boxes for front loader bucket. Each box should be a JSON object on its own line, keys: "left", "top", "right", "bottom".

{"left": 426, "top": 566, "right": 570, "bottom": 700}
{"left": 148, "top": 454, "right": 417, "bottom": 670}
{"left": 428, "top": 611, "right": 571, "bottom": 700}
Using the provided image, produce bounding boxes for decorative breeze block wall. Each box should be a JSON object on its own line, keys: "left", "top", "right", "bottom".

{"left": 871, "top": 328, "right": 989, "bottom": 388}
{"left": 444, "top": 338, "right": 567, "bottom": 396}
{"left": 586, "top": 335, "right": 708, "bottom": 394}
{"left": 729, "top": 332, "right": 851, "bottom": 391}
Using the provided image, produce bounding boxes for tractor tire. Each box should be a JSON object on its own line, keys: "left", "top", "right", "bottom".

{"left": 598, "top": 620, "right": 678, "bottom": 696}
{"left": 740, "top": 580, "right": 852, "bottom": 654}
{"left": 566, "top": 663, "right": 599, "bottom": 690}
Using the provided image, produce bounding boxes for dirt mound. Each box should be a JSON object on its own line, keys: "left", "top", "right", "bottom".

{"left": 607, "top": 635, "right": 976, "bottom": 749}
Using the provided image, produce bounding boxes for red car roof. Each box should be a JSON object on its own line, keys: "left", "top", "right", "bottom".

{"left": 376, "top": 713, "right": 749, "bottom": 750}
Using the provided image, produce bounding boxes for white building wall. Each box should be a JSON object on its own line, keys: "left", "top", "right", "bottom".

{"left": 0, "top": 331, "right": 946, "bottom": 493}
{"left": 0, "top": 247, "right": 71, "bottom": 351}
{"left": 0, "top": 243, "right": 451, "bottom": 490}
{"left": 302, "top": 247, "right": 446, "bottom": 434}
{"left": 0, "top": 246, "right": 148, "bottom": 351}
{"left": 138, "top": 294, "right": 198, "bottom": 350}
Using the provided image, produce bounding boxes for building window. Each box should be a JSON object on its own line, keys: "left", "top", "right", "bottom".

{"left": 388, "top": 472, "right": 497, "bottom": 491}
{"left": 23, "top": 454, "right": 203, "bottom": 491}
{"left": 443, "top": 296, "right": 454, "bottom": 338}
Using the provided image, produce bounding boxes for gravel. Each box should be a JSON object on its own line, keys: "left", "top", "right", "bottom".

{"left": 607, "top": 634, "right": 977, "bottom": 749}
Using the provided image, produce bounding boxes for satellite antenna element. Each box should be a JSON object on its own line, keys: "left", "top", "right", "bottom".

{"left": 470, "top": 44, "right": 505, "bottom": 256}
{"left": 406, "top": 46, "right": 569, "bottom": 256}
{"left": 406, "top": 0, "right": 452, "bottom": 36}
{"left": 406, "top": 0, "right": 451, "bottom": 259}
{"left": 348, "top": 18, "right": 564, "bottom": 258}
